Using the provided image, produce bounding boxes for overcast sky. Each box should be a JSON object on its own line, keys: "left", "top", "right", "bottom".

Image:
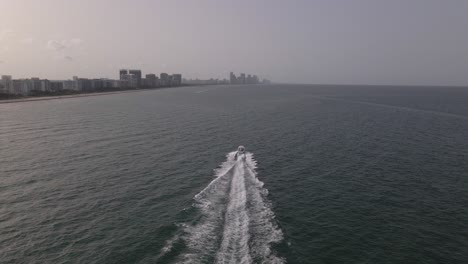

{"left": 0, "top": 0, "right": 467, "bottom": 85}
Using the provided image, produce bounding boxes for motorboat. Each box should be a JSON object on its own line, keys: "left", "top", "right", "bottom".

{"left": 234, "top": 145, "right": 246, "bottom": 161}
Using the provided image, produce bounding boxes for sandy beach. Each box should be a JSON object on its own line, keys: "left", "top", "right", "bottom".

{"left": 0, "top": 88, "right": 175, "bottom": 104}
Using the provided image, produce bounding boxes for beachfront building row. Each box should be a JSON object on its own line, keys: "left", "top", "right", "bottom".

{"left": 0, "top": 76, "right": 125, "bottom": 96}
{"left": 119, "top": 70, "right": 182, "bottom": 88}
{"left": 0, "top": 70, "right": 182, "bottom": 96}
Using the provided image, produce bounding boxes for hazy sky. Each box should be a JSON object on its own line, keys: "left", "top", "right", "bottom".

{"left": 1, "top": 0, "right": 467, "bottom": 85}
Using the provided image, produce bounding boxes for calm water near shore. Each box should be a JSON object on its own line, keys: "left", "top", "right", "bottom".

{"left": 1, "top": 84, "right": 467, "bottom": 263}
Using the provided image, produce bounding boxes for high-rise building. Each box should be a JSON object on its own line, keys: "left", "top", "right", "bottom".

{"left": 160, "top": 73, "right": 169, "bottom": 86}
{"left": 63, "top": 80, "right": 74, "bottom": 91}
{"left": 1, "top": 75, "right": 13, "bottom": 94}
{"left": 3, "top": 76, "right": 13, "bottom": 94}
{"left": 230, "top": 72, "right": 237, "bottom": 84}
{"left": 30, "top": 78, "right": 42, "bottom": 93}
{"left": 246, "top": 74, "right": 253, "bottom": 84}
{"left": 120, "top": 74, "right": 138, "bottom": 88}
{"left": 72, "top": 76, "right": 81, "bottom": 91}
{"left": 129, "top": 70, "right": 142, "bottom": 87}
{"left": 71, "top": 76, "right": 93, "bottom": 92}
{"left": 145, "top": 74, "right": 157, "bottom": 87}
{"left": 90, "top": 79, "right": 105, "bottom": 91}
{"left": 229, "top": 72, "right": 261, "bottom": 85}
{"left": 168, "top": 75, "right": 173, "bottom": 86}
{"left": 12, "top": 80, "right": 29, "bottom": 95}
{"left": 172, "top": 74, "right": 182, "bottom": 86}
{"left": 119, "top": 69, "right": 128, "bottom": 79}
{"left": 239, "top": 73, "right": 246, "bottom": 84}
{"left": 253, "top": 75, "right": 259, "bottom": 84}
{"left": 40, "top": 79, "right": 50, "bottom": 92}
{"left": 50, "top": 81, "right": 64, "bottom": 92}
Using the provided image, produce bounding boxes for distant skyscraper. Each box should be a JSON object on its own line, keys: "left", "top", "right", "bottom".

{"left": 253, "top": 75, "right": 259, "bottom": 84}
{"left": 129, "top": 70, "right": 142, "bottom": 87}
{"left": 172, "top": 74, "right": 182, "bottom": 86}
{"left": 50, "top": 81, "right": 64, "bottom": 92}
{"left": 72, "top": 76, "right": 81, "bottom": 91}
{"left": 160, "top": 73, "right": 169, "bottom": 86}
{"left": 247, "top": 74, "right": 252, "bottom": 84}
{"left": 30, "top": 78, "right": 41, "bottom": 92}
{"left": 119, "top": 69, "right": 128, "bottom": 80}
{"left": 229, "top": 72, "right": 261, "bottom": 85}
{"left": 1, "top": 75, "right": 13, "bottom": 94}
{"left": 145, "top": 74, "right": 157, "bottom": 87}
{"left": 40, "top": 79, "right": 50, "bottom": 92}
{"left": 120, "top": 74, "right": 138, "bottom": 88}
{"left": 230, "top": 72, "right": 237, "bottom": 84}
{"left": 239, "top": 73, "right": 246, "bottom": 84}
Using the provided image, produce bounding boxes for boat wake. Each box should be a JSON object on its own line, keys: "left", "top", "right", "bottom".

{"left": 158, "top": 151, "right": 284, "bottom": 263}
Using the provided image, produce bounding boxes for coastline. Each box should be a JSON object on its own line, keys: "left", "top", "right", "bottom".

{"left": 0, "top": 85, "right": 204, "bottom": 104}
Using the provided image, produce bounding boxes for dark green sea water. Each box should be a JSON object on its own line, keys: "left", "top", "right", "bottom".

{"left": 1, "top": 84, "right": 467, "bottom": 263}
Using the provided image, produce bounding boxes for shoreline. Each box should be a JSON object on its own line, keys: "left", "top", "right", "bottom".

{"left": 0, "top": 83, "right": 270, "bottom": 104}
{"left": 0, "top": 85, "right": 207, "bottom": 104}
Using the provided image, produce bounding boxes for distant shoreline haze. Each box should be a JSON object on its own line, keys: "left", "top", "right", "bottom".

{"left": 0, "top": 71, "right": 269, "bottom": 100}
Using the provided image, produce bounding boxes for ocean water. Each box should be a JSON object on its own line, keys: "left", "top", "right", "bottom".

{"left": 1, "top": 84, "right": 467, "bottom": 264}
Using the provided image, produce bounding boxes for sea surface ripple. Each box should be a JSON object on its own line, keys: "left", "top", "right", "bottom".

{"left": 1, "top": 84, "right": 467, "bottom": 263}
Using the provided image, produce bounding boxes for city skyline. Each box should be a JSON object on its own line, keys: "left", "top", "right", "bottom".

{"left": 1, "top": 0, "right": 468, "bottom": 86}
{"left": 0, "top": 69, "right": 267, "bottom": 97}
{"left": 0, "top": 69, "right": 185, "bottom": 97}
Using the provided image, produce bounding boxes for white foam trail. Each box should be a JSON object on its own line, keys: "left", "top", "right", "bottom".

{"left": 160, "top": 151, "right": 284, "bottom": 263}
{"left": 244, "top": 153, "right": 284, "bottom": 263}
{"left": 194, "top": 152, "right": 237, "bottom": 204}
{"left": 215, "top": 162, "right": 252, "bottom": 264}
{"left": 178, "top": 152, "right": 237, "bottom": 263}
